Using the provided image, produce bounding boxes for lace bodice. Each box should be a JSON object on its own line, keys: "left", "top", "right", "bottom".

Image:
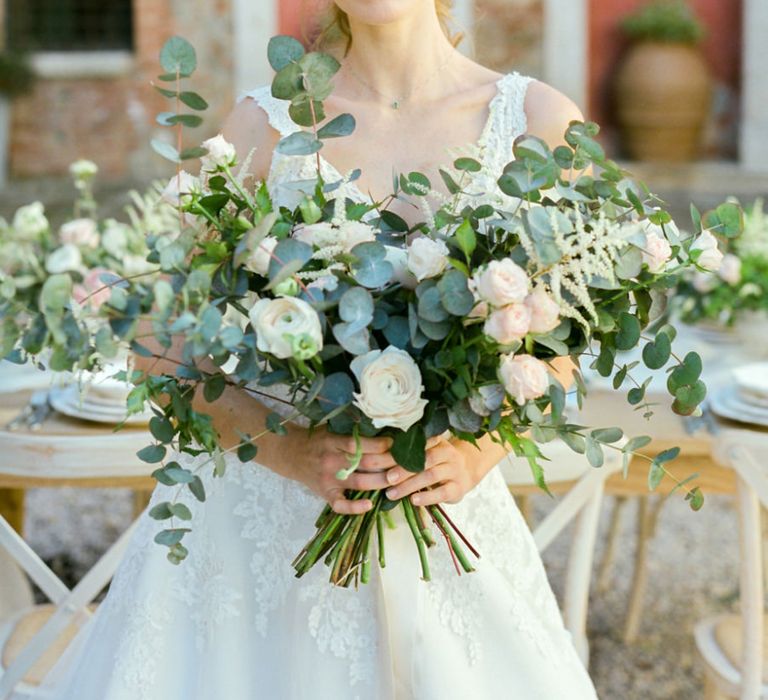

{"left": 239, "top": 73, "right": 534, "bottom": 423}
{"left": 239, "top": 72, "right": 533, "bottom": 211}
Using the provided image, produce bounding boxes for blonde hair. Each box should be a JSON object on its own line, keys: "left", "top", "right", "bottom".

{"left": 313, "top": 1, "right": 460, "bottom": 54}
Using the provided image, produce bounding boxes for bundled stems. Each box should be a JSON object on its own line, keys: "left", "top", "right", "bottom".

{"left": 293, "top": 489, "right": 479, "bottom": 587}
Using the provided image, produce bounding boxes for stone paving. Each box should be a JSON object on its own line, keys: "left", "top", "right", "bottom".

{"left": 22, "top": 482, "right": 738, "bottom": 699}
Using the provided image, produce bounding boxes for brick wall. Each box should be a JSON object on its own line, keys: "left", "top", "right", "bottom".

{"left": 474, "top": 0, "right": 543, "bottom": 78}
{"left": 5, "top": 0, "right": 235, "bottom": 181}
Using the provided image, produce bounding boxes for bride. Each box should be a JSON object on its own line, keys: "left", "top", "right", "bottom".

{"left": 38, "top": 1, "right": 600, "bottom": 698}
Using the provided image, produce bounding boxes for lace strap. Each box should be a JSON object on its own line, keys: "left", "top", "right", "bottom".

{"left": 238, "top": 85, "right": 297, "bottom": 137}
{"left": 483, "top": 73, "right": 533, "bottom": 164}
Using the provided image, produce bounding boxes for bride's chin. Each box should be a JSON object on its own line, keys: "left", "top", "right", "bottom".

{"left": 333, "top": 0, "right": 425, "bottom": 26}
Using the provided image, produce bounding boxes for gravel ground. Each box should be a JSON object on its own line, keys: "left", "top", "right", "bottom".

{"left": 21, "top": 483, "right": 739, "bottom": 699}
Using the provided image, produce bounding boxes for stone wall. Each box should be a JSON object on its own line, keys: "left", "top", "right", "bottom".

{"left": 4, "top": 0, "right": 235, "bottom": 181}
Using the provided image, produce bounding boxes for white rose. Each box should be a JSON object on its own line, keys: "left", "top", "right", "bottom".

{"left": 293, "top": 222, "right": 341, "bottom": 249}
{"left": 340, "top": 221, "right": 376, "bottom": 250}
{"left": 471, "top": 258, "right": 530, "bottom": 307}
{"left": 248, "top": 296, "right": 323, "bottom": 360}
{"left": 69, "top": 159, "right": 98, "bottom": 179}
{"left": 244, "top": 235, "right": 278, "bottom": 276}
{"left": 12, "top": 202, "right": 49, "bottom": 240}
{"left": 692, "top": 271, "right": 717, "bottom": 293}
{"left": 524, "top": 289, "right": 560, "bottom": 334}
{"left": 642, "top": 230, "right": 673, "bottom": 274}
{"left": 384, "top": 245, "right": 418, "bottom": 289}
{"left": 718, "top": 253, "right": 741, "bottom": 286}
{"left": 200, "top": 134, "right": 237, "bottom": 171}
{"left": 60, "top": 218, "right": 99, "bottom": 249}
{"left": 161, "top": 171, "right": 200, "bottom": 207}
{"left": 45, "top": 244, "right": 83, "bottom": 274}
{"left": 484, "top": 304, "right": 531, "bottom": 344}
{"left": 499, "top": 354, "right": 550, "bottom": 406}
{"left": 691, "top": 230, "right": 724, "bottom": 272}
{"left": 407, "top": 236, "right": 449, "bottom": 281}
{"left": 350, "top": 347, "right": 428, "bottom": 431}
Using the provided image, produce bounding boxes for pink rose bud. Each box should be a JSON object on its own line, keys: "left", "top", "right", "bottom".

{"left": 499, "top": 353, "right": 550, "bottom": 406}
{"left": 524, "top": 289, "right": 560, "bottom": 334}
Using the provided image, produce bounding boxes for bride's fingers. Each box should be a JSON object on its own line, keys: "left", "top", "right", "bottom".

{"left": 385, "top": 463, "right": 451, "bottom": 501}
{"left": 342, "top": 470, "right": 391, "bottom": 491}
{"left": 410, "top": 482, "right": 462, "bottom": 506}
{"left": 327, "top": 488, "right": 373, "bottom": 515}
{"left": 357, "top": 451, "right": 399, "bottom": 472}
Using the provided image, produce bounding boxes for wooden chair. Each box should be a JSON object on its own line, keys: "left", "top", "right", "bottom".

{"left": 695, "top": 427, "right": 768, "bottom": 700}
{"left": 0, "top": 389, "right": 154, "bottom": 699}
{"left": 501, "top": 438, "right": 623, "bottom": 667}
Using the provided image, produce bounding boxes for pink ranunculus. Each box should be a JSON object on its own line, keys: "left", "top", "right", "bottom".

{"left": 59, "top": 218, "right": 99, "bottom": 248}
{"left": 718, "top": 253, "right": 742, "bottom": 286}
{"left": 524, "top": 288, "right": 561, "bottom": 334}
{"left": 471, "top": 258, "right": 530, "bottom": 307}
{"left": 642, "top": 230, "right": 673, "bottom": 274}
{"left": 484, "top": 303, "right": 531, "bottom": 345}
{"left": 499, "top": 353, "right": 550, "bottom": 406}
{"left": 79, "top": 268, "right": 113, "bottom": 310}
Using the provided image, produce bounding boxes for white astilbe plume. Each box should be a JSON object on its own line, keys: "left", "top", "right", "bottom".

{"left": 535, "top": 209, "right": 629, "bottom": 327}
{"left": 737, "top": 198, "right": 768, "bottom": 260}
{"left": 311, "top": 245, "right": 346, "bottom": 261}
{"left": 235, "top": 147, "right": 257, "bottom": 187}
{"left": 297, "top": 263, "right": 345, "bottom": 280}
{"left": 125, "top": 183, "right": 179, "bottom": 238}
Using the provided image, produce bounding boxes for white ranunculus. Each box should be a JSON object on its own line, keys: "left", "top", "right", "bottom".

{"left": 340, "top": 220, "right": 377, "bottom": 250}
{"left": 293, "top": 222, "right": 341, "bottom": 249}
{"left": 248, "top": 296, "right": 323, "bottom": 360}
{"left": 60, "top": 218, "right": 99, "bottom": 249}
{"left": 499, "top": 353, "right": 550, "bottom": 406}
{"left": 244, "top": 235, "right": 278, "bottom": 276}
{"left": 161, "top": 171, "right": 200, "bottom": 207}
{"left": 691, "top": 230, "right": 724, "bottom": 272}
{"left": 484, "top": 304, "right": 531, "bottom": 344}
{"left": 642, "top": 230, "right": 673, "bottom": 274}
{"left": 718, "top": 253, "right": 742, "bottom": 286}
{"left": 351, "top": 347, "right": 428, "bottom": 431}
{"left": 200, "top": 134, "right": 237, "bottom": 171}
{"left": 406, "top": 236, "right": 450, "bottom": 282}
{"left": 69, "top": 159, "right": 98, "bottom": 179}
{"left": 12, "top": 202, "right": 49, "bottom": 240}
{"left": 471, "top": 258, "right": 530, "bottom": 307}
{"left": 524, "top": 289, "right": 561, "bottom": 334}
{"left": 45, "top": 244, "right": 82, "bottom": 274}
{"left": 384, "top": 245, "right": 418, "bottom": 289}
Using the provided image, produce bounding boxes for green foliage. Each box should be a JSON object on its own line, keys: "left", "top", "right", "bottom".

{"left": 621, "top": 0, "right": 705, "bottom": 45}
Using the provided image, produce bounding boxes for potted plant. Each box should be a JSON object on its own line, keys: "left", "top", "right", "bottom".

{"left": 0, "top": 52, "right": 35, "bottom": 188}
{"left": 614, "top": 0, "right": 711, "bottom": 162}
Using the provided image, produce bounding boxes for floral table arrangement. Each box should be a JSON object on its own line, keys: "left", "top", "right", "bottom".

{"left": 0, "top": 36, "right": 743, "bottom": 586}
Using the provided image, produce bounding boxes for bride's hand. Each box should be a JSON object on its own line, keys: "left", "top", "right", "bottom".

{"left": 297, "top": 430, "right": 443, "bottom": 514}
{"left": 383, "top": 437, "right": 479, "bottom": 507}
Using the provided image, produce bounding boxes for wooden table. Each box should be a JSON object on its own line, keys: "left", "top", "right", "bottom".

{"left": 0, "top": 389, "right": 155, "bottom": 534}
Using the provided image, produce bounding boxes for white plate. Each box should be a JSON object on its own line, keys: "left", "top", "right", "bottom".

{"left": 49, "top": 386, "right": 152, "bottom": 425}
{"left": 732, "top": 362, "right": 768, "bottom": 398}
{"left": 710, "top": 386, "right": 768, "bottom": 427}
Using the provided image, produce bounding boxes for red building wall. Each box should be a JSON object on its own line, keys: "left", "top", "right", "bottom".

{"left": 588, "top": 0, "right": 742, "bottom": 157}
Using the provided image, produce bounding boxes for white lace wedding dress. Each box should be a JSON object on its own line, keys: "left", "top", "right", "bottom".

{"left": 38, "top": 74, "right": 599, "bottom": 699}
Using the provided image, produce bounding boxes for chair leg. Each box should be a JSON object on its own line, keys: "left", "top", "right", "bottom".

{"left": 563, "top": 482, "right": 606, "bottom": 668}
{"left": 623, "top": 495, "right": 665, "bottom": 643}
{"left": 704, "top": 669, "right": 732, "bottom": 700}
{"left": 596, "top": 496, "right": 628, "bottom": 592}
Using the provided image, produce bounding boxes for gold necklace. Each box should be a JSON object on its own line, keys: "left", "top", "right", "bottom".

{"left": 346, "top": 53, "right": 455, "bottom": 110}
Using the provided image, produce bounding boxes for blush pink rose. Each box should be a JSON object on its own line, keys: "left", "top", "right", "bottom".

{"left": 642, "top": 231, "right": 673, "bottom": 274}
{"left": 75, "top": 268, "right": 113, "bottom": 310}
{"left": 718, "top": 254, "right": 742, "bottom": 286}
{"left": 484, "top": 304, "right": 531, "bottom": 344}
{"left": 471, "top": 258, "right": 530, "bottom": 307}
{"left": 524, "top": 289, "right": 560, "bottom": 334}
{"left": 499, "top": 353, "right": 550, "bottom": 406}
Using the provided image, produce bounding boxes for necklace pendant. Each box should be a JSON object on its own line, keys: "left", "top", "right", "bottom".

{"left": 391, "top": 100, "right": 400, "bottom": 110}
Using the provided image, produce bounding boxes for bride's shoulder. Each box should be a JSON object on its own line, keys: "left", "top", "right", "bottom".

{"left": 221, "top": 86, "right": 281, "bottom": 179}
{"left": 520, "top": 78, "right": 585, "bottom": 149}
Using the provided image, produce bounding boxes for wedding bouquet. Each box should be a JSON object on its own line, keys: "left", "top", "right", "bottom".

{"left": 672, "top": 198, "right": 768, "bottom": 327}
{"left": 0, "top": 36, "right": 743, "bottom": 586}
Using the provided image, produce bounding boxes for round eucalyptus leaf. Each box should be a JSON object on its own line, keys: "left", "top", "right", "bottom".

{"left": 267, "top": 35, "right": 304, "bottom": 72}
{"left": 317, "top": 113, "right": 356, "bottom": 140}
{"left": 317, "top": 371, "right": 354, "bottom": 414}
{"left": 417, "top": 285, "right": 449, "bottom": 323}
{"left": 275, "top": 132, "right": 322, "bottom": 156}
{"left": 160, "top": 36, "right": 197, "bottom": 76}
{"left": 642, "top": 333, "right": 671, "bottom": 370}
{"left": 350, "top": 242, "right": 393, "bottom": 288}
{"left": 383, "top": 315, "right": 410, "bottom": 348}
{"left": 332, "top": 322, "right": 370, "bottom": 355}
{"left": 271, "top": 62, "right": 304, "bottom": 101}
{"left": 339, "top": 287, "right": 374, "bottom": 332}
{"left": 40, "top": 274, "right": 72, "bottom": 311}
{"left": 437, "top": 269, "right": 474, "bottom": 316}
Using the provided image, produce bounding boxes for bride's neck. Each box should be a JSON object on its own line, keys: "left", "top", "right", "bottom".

{"left": 339, "top": 9, "right": 457, "bottom": 102}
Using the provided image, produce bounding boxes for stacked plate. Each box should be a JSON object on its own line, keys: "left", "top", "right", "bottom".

{"left": 49, "top": 371, "right": 152, "bottom": 425}
{"left": 710, "top": 362, "right": 768, "bottom": 427}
